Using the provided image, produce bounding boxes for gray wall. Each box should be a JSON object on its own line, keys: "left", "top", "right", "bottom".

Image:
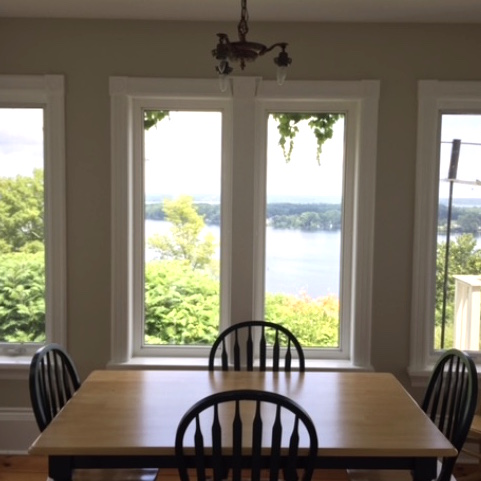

{"left": 1, "top": 19, "right": 481, "bottom": 408}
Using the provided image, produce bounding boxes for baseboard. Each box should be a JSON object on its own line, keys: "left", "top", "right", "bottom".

{"left": 0, "top": 408, "right": 39, "bottom": 454}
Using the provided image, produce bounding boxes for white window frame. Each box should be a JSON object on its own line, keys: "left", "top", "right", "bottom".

{"left": 110, "top": 76, "right": 379, "bottom": 369}
{"left": 0, "top": 75, "right": 66, "bottom": 377}
{"left": 410, "top": 80, "right": 481, "bottom": 385}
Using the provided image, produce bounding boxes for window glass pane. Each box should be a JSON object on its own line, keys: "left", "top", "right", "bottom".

{"left": 264, "top": 113, "right": 345, "bottom": 348}
{"left": 143, "top": 110, "right": 222, "bottom": 346}
{"left": 436, "top": 114, "right": 481, "bottom": 350}
{"left": 0, "top": 108, "right": 45, "bottom": 344}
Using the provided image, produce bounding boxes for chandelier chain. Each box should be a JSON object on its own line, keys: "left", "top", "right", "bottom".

{"left": 238, "top": 0, "right": 249, "bottom": 40}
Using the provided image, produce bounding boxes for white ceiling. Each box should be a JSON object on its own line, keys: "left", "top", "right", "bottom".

{"left": 2, "top": 0, "right": 481, "bottom": 23}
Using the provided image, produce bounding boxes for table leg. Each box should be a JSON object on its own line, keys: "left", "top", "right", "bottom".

{"left": 412, "top": 458, "right": 437, "bottom": 481}
{"left": 49, "top": 456, "right": 74, "bottom": 481}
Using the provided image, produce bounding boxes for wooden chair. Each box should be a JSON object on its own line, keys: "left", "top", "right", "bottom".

{"left": 29, "top": 343, "right": 159, "bottom": 481}
{"left": 348, "top": 349, "right": 478, "bottom": 481}
{"left": 208, "top": 321, "right": 305, "bottom": 372}
{"left": 175, "top": 389, "right": 318, "bottom": 481}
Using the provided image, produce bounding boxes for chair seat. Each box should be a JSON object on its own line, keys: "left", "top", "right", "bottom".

{"left": 348, "top": 461, "right": 455, "bottom": 481}
{"left": 47, "top": 468, "right": 159, "bottom": 481}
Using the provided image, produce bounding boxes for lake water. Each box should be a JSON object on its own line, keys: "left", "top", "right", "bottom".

{"left": 146, "top": 220, "right": 481, "bottom": 299}
{"left": 145, "top": 220, "right": 341, "bottom": 298}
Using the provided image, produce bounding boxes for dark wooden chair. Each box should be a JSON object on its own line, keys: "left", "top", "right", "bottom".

{"left": 348, "top": 348, "right": 478, "bottom": 481}
{"left": 29, "top": 343, "right": 159, "bottom": 481}
{"left": 208, "top": 321, "right": 305, "bottom": 372}
{"left": 175, "top": 389, "right": 318, "bottom": 481}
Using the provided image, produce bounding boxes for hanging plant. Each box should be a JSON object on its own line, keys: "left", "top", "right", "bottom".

{"left": 144, "top": 110, "right": 170, "bottom": 130}
{"left": 144, "top": 110, "right": 341, "bottom": 165}
{"left": 271, "top": 113, "right": 341, "bottom": 164}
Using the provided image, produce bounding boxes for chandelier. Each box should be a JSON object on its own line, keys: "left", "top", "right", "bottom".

{"left": 212, "top": 0, "right": 292, "bottom": 91}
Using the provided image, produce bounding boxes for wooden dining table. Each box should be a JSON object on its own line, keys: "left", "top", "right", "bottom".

{"left": 28, "top": 369, "right": 457, "bottom": 481}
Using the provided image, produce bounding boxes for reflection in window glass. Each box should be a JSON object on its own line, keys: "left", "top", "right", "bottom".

{"left": 436, "top": 114, "right": 481, "bottom": 350}
{"left": 264, "top": 113, "right": 345, "bottom": 348}
{"left": 0, "top": 108, "right": 45, "bottom": 343}
{"left": 143, "top": 110, "right": 222, "bottom": 346}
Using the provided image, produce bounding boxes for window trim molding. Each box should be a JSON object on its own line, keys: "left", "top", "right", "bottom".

{"left": 0, "top": 74, "right": 66, "bottom": 375}
{"left": 410, "top": 80, "right": 481, "bottom": 379}
{"left": 253, "top": 80, "right": 379, "bottom": 366}
{"left": 110, "top": 76, "right": 379, "bottom": 369}
{"left": 110, "top": 77, "right": 233, "bottom": 363}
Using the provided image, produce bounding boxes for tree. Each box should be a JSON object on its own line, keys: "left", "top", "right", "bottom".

{"left": 0, "top": 169, "right": 44, "bottom": 253}
{"left": 147, "top": 195, "right": 217, "bottom": 270}
{"left": 457, "top": 210, "right": 481, "bottom": 234}
{"left": 0, "top": 170, "right": 46, "bottom": 342}
{"left": 296, "top": 212, "right": 321, "bottom": 231}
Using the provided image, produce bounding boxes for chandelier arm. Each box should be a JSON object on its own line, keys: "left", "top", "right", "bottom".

{"left": 261, "top": 42, "right": 289, "bottom": 55}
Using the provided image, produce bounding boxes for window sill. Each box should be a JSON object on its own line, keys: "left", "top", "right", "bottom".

{"left": 408, "top": 364, "right": 481, "bottom": 389}
{"left": 0, "top": 356, "right": 31, "bottom": 380}
{"left": 107, "top": 357, "right": 373, "bottom": 372}
{"left": 0, "top": 355, "right": 372, "bottom": 380}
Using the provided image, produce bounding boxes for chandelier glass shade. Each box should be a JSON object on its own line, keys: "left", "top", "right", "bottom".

{"left": 212, "top": 0, "right": 292, "bottom": 91}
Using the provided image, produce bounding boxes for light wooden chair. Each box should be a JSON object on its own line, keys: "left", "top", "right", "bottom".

{"left": 29, "top": 343, "right": 159, "bottom": 481}
{"left": 348, "top": 349, "right": 478, "bottom": 481}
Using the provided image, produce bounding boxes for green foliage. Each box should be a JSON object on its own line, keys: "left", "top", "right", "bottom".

{"left": 144, "top": 110, "right": 170, "bottom": 130}
{"left": 0, "top": 170, "right": 44, "bottom": 253}
{"left": 144, "top": 260, "right": 219, "bottom": 344}
{"left": 271, "top": 113, "right": 341, "bottom": 163}
{"left": 145, "top": 203, "right": 165, "bottom": 221}
{"left": 147, "top": 196, "right": 217, "bottom": 270}
{"left": 271, "top": 209, "right": 341, "bottom": 230}
{"left": 435, "top": 234, "right": 481, "bottom": 349}
{"left": 265, "top": 292, "right": 339, "bottom": 347}
{"left": 0, "top": 171, "right": 46, "bottom": 342}
{"left": 438, "top": 205, "right": 481, "bottom": 234}
{"left": 144, "top": 259, "right": 339, "bottom": 347}
{"left": 0, "top": 252, "right": 45, "bottom": 342}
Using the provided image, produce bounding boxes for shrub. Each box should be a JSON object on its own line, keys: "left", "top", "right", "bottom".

{"left": 0, "top": 252, "right": 45, "bottom": 342}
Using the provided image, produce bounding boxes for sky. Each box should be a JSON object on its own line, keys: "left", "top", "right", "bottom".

{"left": 144, "top": 110, "right": 345, "bottom": 201}
{"left": 0, "top": 108, "right": 43, "bottom": 178}
{"left": 439, "top": 114, "right": 481, "bottom": 199}
{"left": 1, "top": 107, "right": 481, "bottom": 202}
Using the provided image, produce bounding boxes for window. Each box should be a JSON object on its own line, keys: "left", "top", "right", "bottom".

{"left": 110, "top": 77, "right": 379, "bottom": 367}
{"left": 0, "top": 75, "right": 66, "bottom": 362}
{"left": 142, "top": 110, "right": 222, "bottom": 347}
{"left": 261, "top": 112, "right": 345, "bottom": 352}
{"left": 411, "top": 81, "right": 481, "bottom": 381}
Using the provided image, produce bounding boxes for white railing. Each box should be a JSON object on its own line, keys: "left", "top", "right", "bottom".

{"left": 453, "top": 275, "right": 481, "bottom": 350}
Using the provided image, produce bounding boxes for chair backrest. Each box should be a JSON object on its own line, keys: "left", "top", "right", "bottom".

{"left": 208, "top": 321, "right": 305, "bottom": 372}
{"left": 175, "top": 389, "right": 318, "bottom": 481}
{"left": 29, "top": 343, "right": 81, "bottom": 432}
{"left": 421, "top": 348, "right": 478, "bottom": 481}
